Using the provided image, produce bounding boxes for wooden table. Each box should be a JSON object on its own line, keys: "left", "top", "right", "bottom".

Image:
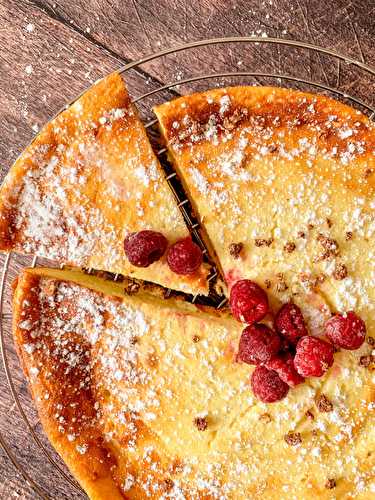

{"left": 0, "top": 1, "right": 374, "bottom": 498}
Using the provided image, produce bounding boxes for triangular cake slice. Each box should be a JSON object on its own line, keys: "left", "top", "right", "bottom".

{"left": 0, "top": 73, "right": 209, "bottom": 295}
{"left": 155, "top": 87, "right": 374, "bottom": 318}
{"left": 14, "top": 267, "right": 375, "bottom": 498}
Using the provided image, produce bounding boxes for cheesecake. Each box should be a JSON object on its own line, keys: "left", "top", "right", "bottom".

{"left": 13, "top": 267, "right": 375, "bottom": 498}
{"left": 0, "top": 73, "right": 210, "bottom": 295}
{"left": 154, "top": 87, "right": 375, "bottom": 326}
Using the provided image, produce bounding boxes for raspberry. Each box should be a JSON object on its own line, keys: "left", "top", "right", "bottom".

{"left": 325, "top": 311, "right": 366, "bottom": 350}
{"left": 275, "top": 302, "right": 308, "bottom": 345}
{"left": 238, "top": 324, "right": 281, "bottom": 365}
{"left": 266, "top": 352, "right": 304, "bottom": 387}
{"left": 230, "top": 280, "right": 269, "bottom": 324}
{"left": 124, "top": 230, "right": 168, "bottom": 267}
{"left": 166, "top": 237, "right": 203, "bottom": 275}
{"left": 294, "top": 336, "right": 334, "bottom": 377}
{"left": 251, "top": 365, "right": 289, "bottom": 403}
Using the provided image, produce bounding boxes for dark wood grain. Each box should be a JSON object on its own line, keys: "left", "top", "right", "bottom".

{"left": 0, "top": 1, "right": 374, "bottom": 498}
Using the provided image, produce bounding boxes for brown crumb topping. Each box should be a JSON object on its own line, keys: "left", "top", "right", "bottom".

{"left": 300, "top": 272, "right": 326, "bottom": 290}
{"left": 359, "top": 355, "right": 374, "bottom": 367}
{"left": 325, "top": 479, "right": 336, "bottom": 489}
{"left": 284, "top": 241, "right": 296, "bottom": 253}
{"left": 345, "top": 231, "right": 353, "bottom": 240}
{"left": 229, "top": 242, "right": 244, "bottom": 259}
{"left": 317, "top": 233, "right": 339, "bottom": 250}
{"left": 264, "top": 279, "right": 271, "bottom": 289}
{"left": 255, "top": 238, "right": 273, "bottom": 247}
{"left": 305, "top": 410, "right": 315, "bottom": 420}
{"left": 192, "top": 335, "right": 200, "bottom": 343}
{"left": 259, "top": 413, "right": 272, "bottom": 423}
{"left": 316, "top": 394, "right": 333, "bottom": 412}
{"left": 315, "top": 233, "right": 339, "bottom": 261}
{"left": 308, "top": 223, "right": 314, "bottom": 230}
{"left": 284, "top": 432, "right": 302, "bottom": 446}
{"left": 367, "top": 336, "right": 375, "bottom": 346}
{"left": 364, "top": 168, "right": 373, "bottom": 178}
{"left": 297, "top": 231, "right": 306, "bottom": 238}
{"left": 276, "top": 273, "right": 288, "bottom": 292}
{"left": 333, "top": 263, "right": 348, "bottom": 281}
{"left": 194, "top": 417, "right": 208, "bottom": 431}
{"left": 326, "top": 218, "right": 333, "bottom": 228}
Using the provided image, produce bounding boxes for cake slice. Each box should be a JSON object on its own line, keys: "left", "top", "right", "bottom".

{"left": 0, "top": 73, "right": 209, "bottom": 295}
{"left": 14, "top": 267, "right": 375, "bottom": 498}
{"left": 154, "top": 87, "right": 375, "bottom": 319}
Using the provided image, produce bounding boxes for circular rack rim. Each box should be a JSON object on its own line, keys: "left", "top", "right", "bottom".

{"left": 0, "top": 36, "right": 374, "bottom": 499}
{"left": 119, "top": 35, "right": 375, "bottom": 77}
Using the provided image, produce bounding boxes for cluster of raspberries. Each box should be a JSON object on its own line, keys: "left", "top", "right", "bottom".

{"left": 124, "top": 230, "right": 202, "bottom": 275}
{"left": 230, "top": 280, "right": 366, "bottom": 403}
{"left": 124, "top": 231, "right": 367, "bottom": 403}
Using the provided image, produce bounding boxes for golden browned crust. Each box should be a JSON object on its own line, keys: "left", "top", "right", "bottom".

{"left": 157, "top": 86, "right": 374, "bottom": 165}
{"left": 13, "top": 267, "right": 375, "bottom": 499}
{"left": 13, "top": 268, "right": 242, "bottom": 499}
{"left": 13, "top": 272, "right": 124, "bottom": 499}
{"left": 0, "top": 72, "right": 210, "bottom": 295}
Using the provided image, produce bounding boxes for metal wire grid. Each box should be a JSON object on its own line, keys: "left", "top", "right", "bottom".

{"left": 0, "top": 37, "right": 374, "bottom": 499}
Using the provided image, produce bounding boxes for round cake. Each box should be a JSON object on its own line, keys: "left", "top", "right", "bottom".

{"left": 6, "top": 79, "right": 375, "bottom": 499}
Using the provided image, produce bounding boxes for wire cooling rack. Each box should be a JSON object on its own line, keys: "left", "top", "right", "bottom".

{"left": 0, "top": 37, "right": 374, "bottom": 499}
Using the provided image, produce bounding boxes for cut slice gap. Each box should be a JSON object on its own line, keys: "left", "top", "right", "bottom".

{"left": 76, "top": 265, "right": 226, "bottom": 309}
{"left": 137, "top": 115, "right": 226, "bottom": 297}
{"left": 156, "top": 146, "right": 227, "bottom": 297}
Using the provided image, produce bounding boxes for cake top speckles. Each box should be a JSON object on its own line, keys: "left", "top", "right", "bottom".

{"left": 0, "top": 73, "right": 210, "bottom": 295}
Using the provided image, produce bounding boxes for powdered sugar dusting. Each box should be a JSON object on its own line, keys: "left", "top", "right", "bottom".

{"left": 1, "top": 74, "right": 194, "bottom": 292}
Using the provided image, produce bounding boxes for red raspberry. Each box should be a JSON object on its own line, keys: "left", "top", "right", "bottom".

{"left": 325, "top": 311, "right": 366, "bottom": 350}
{"left": 166, "top": 237, "right": 203, "bottom": 275}
{"left": 230, "top": 280, "right": 269, "bottom": 324}
{"left": 124, "top": 230, "right": 167, "bottom": 267}
{"left": 251, "top": 365, "right": 289, "bottom": 403}
{"left": 266, "top": 352, "right": 305, "bottom": 387}
{"left": 238, "top": 324, "right": 281, "bottom": 365}
{"left": 275, "top": 302, "right": 308, "bottom": 345}
{"left": 294, "top": 336, "right": 334, "bottom": 377}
